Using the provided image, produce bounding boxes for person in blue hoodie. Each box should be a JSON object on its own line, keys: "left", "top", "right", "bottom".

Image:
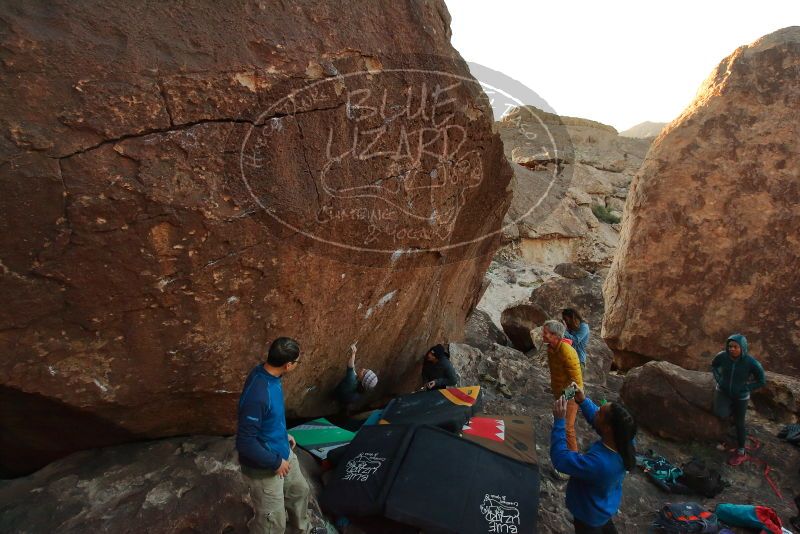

{"left": 551, "top": 382, "right": 637, "bottom": 534}
{"left": 711, "top": 333, "right": 766, "bottom": 465}
{"left": 236, "top": 337, "right": 325, "bottom": 534}
{"left": 563, "top": 308, "right": 591, "bottom": 373}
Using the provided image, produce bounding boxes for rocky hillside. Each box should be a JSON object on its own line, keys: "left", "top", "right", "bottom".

{"left": 496, "top": 106, "right": 651, "bottom": 271}
{"left": 603, "top": 26, "right": 800, "bottom": 374}
{"left": 0, "top": 0, "right": 512, "bottom": 476}
{"left": 619, "top": 121, "right": 667, "bottom": 139}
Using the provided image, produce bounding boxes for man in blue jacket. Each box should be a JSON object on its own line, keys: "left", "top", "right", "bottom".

{"left": 236, "top": 337, "right": 323, "bottom": 534}
{"left": 711, "top": 333, "right": 766, "bottom": 465}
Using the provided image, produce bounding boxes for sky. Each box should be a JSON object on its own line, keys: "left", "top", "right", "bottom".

{"left": 447, "top": 0, "right": 800, "bottom": 131}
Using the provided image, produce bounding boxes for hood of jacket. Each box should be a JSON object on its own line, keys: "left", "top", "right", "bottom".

{"left": 726, "top": 334, "right": 749, "bottom": 358}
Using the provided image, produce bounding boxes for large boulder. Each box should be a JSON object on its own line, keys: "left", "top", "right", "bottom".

{"left": 448, "top": 342, "right": 485, "bottom": 387}
{"left": 751, "top": 372, "right": 800, "bottom": 424}
{"left": 620, "top": 361, "right": 726, "bottom": 442}
{"left": 500, "top": 302, "right": 548, "bottom": 352}
{"left": 530, "top": 269, "right": 605, "bottom": 326}
{"left": 0, "top": 1, "right": 512, "bottom": 475}
{"left": 0, "top": 435, "right": 330, "bottom": 533}
{"left": 464, "top": 309, "right": 509, "bottom": 351}
{"left": 603, "top": 27, "right": 800, "bottom": 375}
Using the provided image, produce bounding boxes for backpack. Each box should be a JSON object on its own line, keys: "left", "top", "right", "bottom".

{"left": 636, "top": 451, "right": 691, "bottom": 494}
{"left": 652, "top": 502, "right": 721, "bottom": 533}
{"left": 715, "top": 503, "right": 783, "bottom": 534}
{"left": 678, "top": 458, "right": 725, "bottom": 498}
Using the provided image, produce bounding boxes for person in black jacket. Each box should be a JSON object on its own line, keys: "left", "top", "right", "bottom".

{"left": 421, "top": 344, "right": 459, "bottom": 390}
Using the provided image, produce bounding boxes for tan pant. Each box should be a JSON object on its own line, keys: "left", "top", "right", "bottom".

{"left": 565, "top": 399, "right": 579, "bottom": 452}
{"left": 241, "top": 452, "right": 311, "bottom": 534}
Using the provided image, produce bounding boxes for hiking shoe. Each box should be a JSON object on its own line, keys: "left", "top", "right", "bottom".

{"left": 727, "top": 449, "right": 747, "bottom": 466}
{"left": 480, "top": 373, "right": 498, "bottom": 384}
{"left": 497, "top": 383, "right": 513, "bottom": 398}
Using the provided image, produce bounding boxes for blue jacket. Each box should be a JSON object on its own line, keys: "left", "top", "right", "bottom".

{"left": 565, "top": 322, "right": 590, "bottom": 364}
{"left": 711, "top": 334, "right": 766, "bottom": 400}
{"left": 235, "top": 365, "right": 290, "bottom": 470}
{"left": 550, "top": 398, "right": 626, "bottom": 527}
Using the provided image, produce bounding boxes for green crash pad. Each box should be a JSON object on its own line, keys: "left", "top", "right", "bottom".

{"left": 289, "top": 418, "right": 356, "bottom": 459}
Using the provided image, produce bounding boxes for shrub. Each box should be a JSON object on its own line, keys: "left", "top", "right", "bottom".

{"left": 592, "top": 204, "right": 621, "bottom": 224}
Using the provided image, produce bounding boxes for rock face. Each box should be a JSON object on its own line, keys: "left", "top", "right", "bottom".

{"left": 463, "top": 309, "right": 509, "bottom": 351}
{"left": 473, "top": 254, "right": 551, "bottom": 328}
{"left": 603, "top": 27, "right": 800, "bottom": 375}
{"left": 531, "top": 268, "right": 604, "bottom": 326}
{"left": 500, "top": 302, "right": 547, "bottom": 352}
{"left": 752, "top": 372, "right": 800, "bottom": 424}
{"left": 0, "top": 1, "right": 512, "bottom": 475}
{"left": 553, "top": 262, "right": 590, "bottom": 279}
{"left": 620, "top": 361, "right": 727, "bottom": 442}
{"left": 0, "top": 435, "right": 330, "bottom": 533}
{"left": 497, "top": 106, "right": 651, "bottom": 269}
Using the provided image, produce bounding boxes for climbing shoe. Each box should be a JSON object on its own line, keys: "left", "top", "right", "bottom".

{"left": 480, "top": 373, "right": 498, "bottom": 384}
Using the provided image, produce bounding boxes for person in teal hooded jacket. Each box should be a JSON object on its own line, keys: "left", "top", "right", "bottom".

{"left": 711, "top": 334, "right": 766, "bottom": 465}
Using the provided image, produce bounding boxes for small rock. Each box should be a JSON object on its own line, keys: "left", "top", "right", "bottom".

{"left": 554, "top": 263, "right": 590, "bottom": 279}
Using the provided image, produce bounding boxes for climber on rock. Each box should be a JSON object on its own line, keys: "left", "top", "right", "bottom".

{"left": 711, "top": 333, "right": 766, "bottom": 466}
{"left": 334, "top": 342, "right": 378, "bottom": 414}
{"left": 421, "top": 344, "right": 459, "bottom": 390}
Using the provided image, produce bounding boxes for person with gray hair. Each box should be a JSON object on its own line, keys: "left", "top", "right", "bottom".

{"left": 542, "top": 319, "right": 584, "bottom": 451}
{"left": 544, "top": 319, "right": 566, "bottom": 338}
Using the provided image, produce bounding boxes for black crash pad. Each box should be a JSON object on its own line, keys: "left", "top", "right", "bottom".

{"left": 379, "top": 386, "right": 482, "bottom": 433}
{"left": 385, "top": 425, "right": 540, "bottom": 534}
{"left": 319, "top": 424, "right": 414, "bottom": 517}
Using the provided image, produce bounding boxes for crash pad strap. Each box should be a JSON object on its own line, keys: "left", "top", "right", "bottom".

{"left": 439, "top": 386, "right": 480, "bottom": 406}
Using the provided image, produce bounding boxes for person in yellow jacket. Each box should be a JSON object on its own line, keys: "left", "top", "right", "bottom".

{"left": 542, "top": 319, "right": 584, "bottom": 451}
